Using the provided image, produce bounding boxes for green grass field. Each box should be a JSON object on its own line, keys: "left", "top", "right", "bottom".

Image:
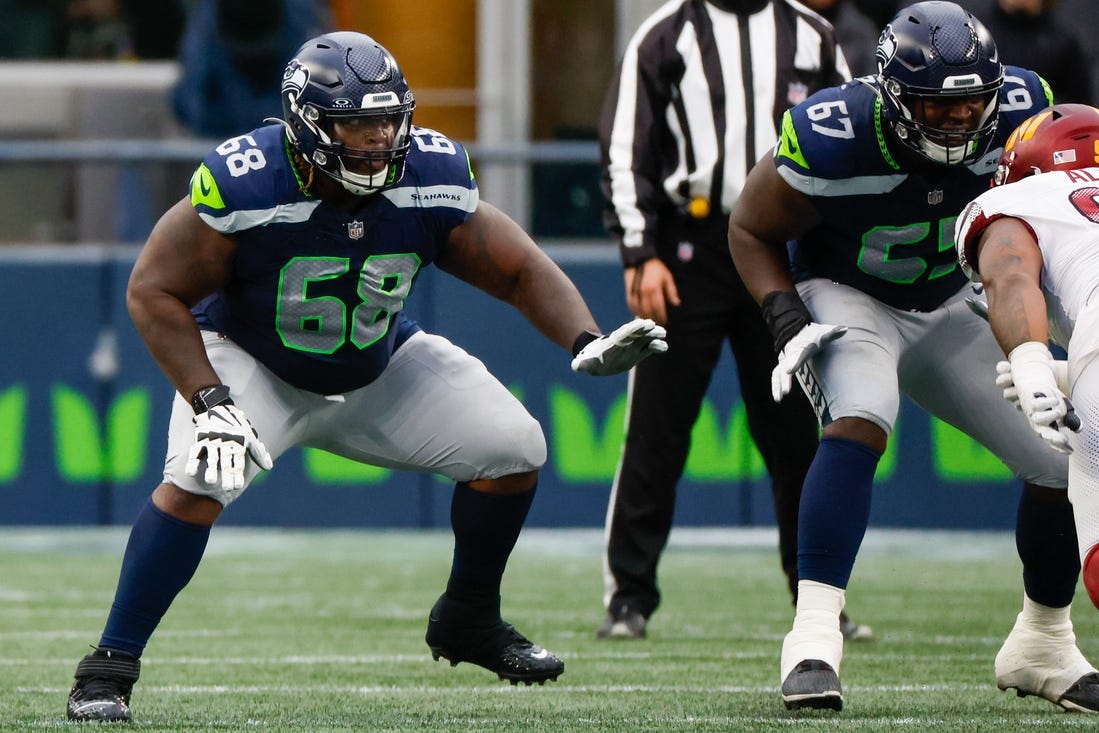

{"left": 3, "top": 526, "right": 1099, "bottom": 731}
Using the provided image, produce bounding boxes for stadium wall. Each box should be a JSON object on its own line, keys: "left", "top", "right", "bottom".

{"left": 0, "top": 245, "right": 1021, "bottom": 530}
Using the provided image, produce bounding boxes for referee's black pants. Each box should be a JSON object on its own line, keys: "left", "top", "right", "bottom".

{"left": 603, "top": 215, "right": 819, "bottom": 619}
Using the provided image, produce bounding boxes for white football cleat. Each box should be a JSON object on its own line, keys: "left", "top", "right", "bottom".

{"left": 781, "top": 581, "right": 845, "bottom": 710}
{"left": 996, "top": 602, "right": 1099, "bottom": 713}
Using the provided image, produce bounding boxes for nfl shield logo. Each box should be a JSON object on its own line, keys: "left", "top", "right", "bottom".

{"left": 677, "top": 241, "right": 694, "bottom": 262}
{"left": 927, "top": 189, "right": 944, "bottom": 205}
{"left": 347, "top": 220, "right": 364, "bottom": 239}
{"left": 787, "top": 82, "right": 809, "bottom": 107}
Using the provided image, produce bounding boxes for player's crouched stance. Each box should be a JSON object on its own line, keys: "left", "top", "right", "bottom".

{"left": 958, "top": 103, "right": 1099, "bottom": 714}
{"left": 66, "top": 31, "right": 667, "bottom": 723}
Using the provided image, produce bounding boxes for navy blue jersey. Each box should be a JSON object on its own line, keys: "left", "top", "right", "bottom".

{"left": 188, "top": 124, "right": 478, "bottom": 394}
{"left": 774, "top": 67, "right": 1052, "bottom": 311}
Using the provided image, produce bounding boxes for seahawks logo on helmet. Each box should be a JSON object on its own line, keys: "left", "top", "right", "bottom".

{"left": 875, "top": 26, "right": 897, "bottom": 71}
{"left": 282, "top": 60, "right": 309, "bottom": 97}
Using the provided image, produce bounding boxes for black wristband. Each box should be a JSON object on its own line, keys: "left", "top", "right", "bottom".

{"left": 190, "top": 384, "right": 234, "bottom": 414}
{"left": 760, "top": 291, "right": 813, "bottom": 354}
{"left": 571, "top": 330, "right": 603, "bottom": 357}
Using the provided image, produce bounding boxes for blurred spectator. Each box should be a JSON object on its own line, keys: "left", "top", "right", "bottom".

{"left": 172, "top": 0, "right": 332, "bottom": 138}
{"left": 1055, "top": 0, "right": 1099, "bottom": 103}
{"left": 122, "top": 0, "right": 185, "bottom": 59}
{"left": 0, "top": 0, "right": 67, "bottom": 57}
{"left": 802, "top": 0, "right": 881, "bottom": 77}
{"left": 850, "top": 0, "right": 901, "bottom": 27}
{"left": 66, "top": 0, "right": 132, "bottom": 59}
{"left": 961, "top": 0, "right": 1092, "bottom": 104}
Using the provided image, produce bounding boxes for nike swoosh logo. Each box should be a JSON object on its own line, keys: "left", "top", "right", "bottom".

{"left": 199, "top": 175, "right": 212, "bottom": 196}
{"left": 70, "top": 701, "right": 126, "bottom": 714}
{"left": 530, "top": 648, "right": 550, "bottom": 660}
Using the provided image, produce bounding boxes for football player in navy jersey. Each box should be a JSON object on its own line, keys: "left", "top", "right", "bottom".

{"left": 65, "top": 31, "right": 667, "bottom": 723}
{"left": 729, "top": 1, "right": 1099, "bottom": 713}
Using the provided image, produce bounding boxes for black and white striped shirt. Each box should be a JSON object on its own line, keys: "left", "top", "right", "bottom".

{"left": 600, "top": 0, "right": 850, "bottom": 266}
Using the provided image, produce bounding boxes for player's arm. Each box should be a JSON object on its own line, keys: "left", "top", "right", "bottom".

{"left": 729, "top": 156, "right": 844, "bottom": 400}
{"left": 438, "top": 201, "right": 601, "bottom": 351}
{"left": 975, "top": 216, "right": 1076, "bottom": 448}
{"left": 437, "top": 202, "right": 666, "bottom": 374}
{"left": 728, "top": 155, "right": 820, "bottom": 304}
{"left": 974, "top": 216, "right": 1049, "bottom": 354}
{"left": 126, "top": 196, "right": 235, "bottom": 401}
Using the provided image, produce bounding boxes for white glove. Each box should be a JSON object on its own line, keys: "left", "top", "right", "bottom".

{"left": 771, "top": 322, "right": 847, "bottom": 401}
{"left": 571, "top": 318, "right": 668, "bottom": 376}
{"left": 996, "top": 359, "right": 1070, "bottom": 406}
{"left": 1006, "top": 342, "right": 1078, "bottom": 454}
{"left": 185, "top": 404, "right": 274, "bottom": 490}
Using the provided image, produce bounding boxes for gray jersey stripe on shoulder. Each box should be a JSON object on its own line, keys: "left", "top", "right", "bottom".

{"left": 777, "top": 166, "right": 907, "bottom": 197}
{"left": 198, "top": 200, "right": 322, "bottom": 234}
{"left": 381, "top": 185, "right": 479, "bottom": 213}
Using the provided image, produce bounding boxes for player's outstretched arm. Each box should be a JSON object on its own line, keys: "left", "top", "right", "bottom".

{"left": 570, "top": 318, "right": 667, "bottom": 376}
{"left": 439, "top": 202, "right": 666, "bottom": 375}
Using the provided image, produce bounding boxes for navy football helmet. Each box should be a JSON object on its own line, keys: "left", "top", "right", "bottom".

{"left": 994, "top": 104, "right": 1099, "bottom": 186}
{"left": 279, "top": 32, "right": 416, "bottom": 195}
{"left": 876, "top": 1, "right": 1003, "bottom": 165}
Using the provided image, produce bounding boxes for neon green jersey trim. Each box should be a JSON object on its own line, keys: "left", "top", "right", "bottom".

{"left": 190, "top": 163, "right": 225, "bottom": 210}
{"left": 775, "top": 110, "right": 809, "bottom": 169}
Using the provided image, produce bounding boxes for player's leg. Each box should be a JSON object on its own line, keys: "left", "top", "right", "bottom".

{"left": 908, "top": 292, "right": 1098, "bottom": 712}
{"left": 996, "top": 483, "right": 1099, "bottom": 712}
{"left": 1066, "top": 302, "right": 1099, "bottom": 610}
{"left": 1071, "top": 354, "right": 1099, "bottom": 610}
{"left": 600, "top": 270, "right": 724, "bottom": 638}
{"left": 311, "top": 331, "right": 560, "bottom": 683}
{"left": 67, "top": 333, "right": 296, "bottom": 721}
{"left": 731, "top": 277, "right": 874, "bottom": 641}
{"left": 778, "top": 279, "right": 900, "bottom": 710}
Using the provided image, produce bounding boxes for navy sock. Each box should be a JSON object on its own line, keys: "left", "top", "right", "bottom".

{"left": 797, "top": 436, "right": 880, "bottom": 589}
{"left": 445, "top": 481, "right": 536, "bottom": 609}
{"left": 1017, "top": 483, "right": 1080, "bottom": 608}
{"left": 99, "top": 499, "right": 211, "bottom": 657}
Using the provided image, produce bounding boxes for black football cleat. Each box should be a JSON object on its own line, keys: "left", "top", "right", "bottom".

{"left": 782, "top": 659, "right": 843, "bottom": 711}
{"left": 67, "top": 647, "right": 141, "bottom": 722}
{"left": 425, "top": 593, "right": 564, "bottom": 685}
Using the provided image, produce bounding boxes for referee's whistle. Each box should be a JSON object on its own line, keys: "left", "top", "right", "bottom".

{"left": 687, "top": 196, "right": 710, "bottom": 219}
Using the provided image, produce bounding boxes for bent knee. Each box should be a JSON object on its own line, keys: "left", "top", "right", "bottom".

{"left": 486, "top": 411, "right": 546, "bottom": 473}
{"left": 152, "top": 483, "right": 223, "bottom": 525}
{"left": 470, "top": 469, "right": 539, "bottom": 494}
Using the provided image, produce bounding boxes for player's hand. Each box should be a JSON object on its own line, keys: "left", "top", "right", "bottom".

{"left": 996, "top": 359, "right": 1070, "bottom": 406}
{"left": 771, "top": 322, "right": 847, "bottom": 402}
{"left": 185, "top": 404, "right": 274, "bottom": 490}
{"left": 571, "top": 318, "right": 668, "bottom": 376}
{"left": 1007, "top": 342, "right": 1079, "bottom": 455}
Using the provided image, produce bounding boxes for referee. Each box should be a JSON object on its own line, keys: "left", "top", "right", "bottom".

{"left": 596, "top": 0, "right": 870, "bottom": 641}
